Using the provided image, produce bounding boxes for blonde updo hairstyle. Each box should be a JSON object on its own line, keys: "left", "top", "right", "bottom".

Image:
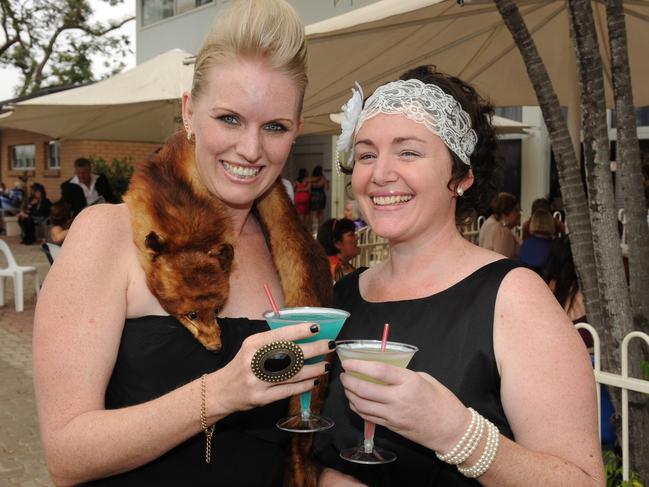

{"left": 191, "top": 0, "right": 308, "bottom": 113}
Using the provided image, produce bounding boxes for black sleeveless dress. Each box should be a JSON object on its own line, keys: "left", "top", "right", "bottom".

{"left": 313, "top": 260, "right": 518, "bottom": 487}
{"left": 83, "top": 316, "right": 289, "bottom": 486}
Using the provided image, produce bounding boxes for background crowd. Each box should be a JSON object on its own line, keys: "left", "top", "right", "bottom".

{"left": 0, "top": 157, "right": 116, "bottom": 246}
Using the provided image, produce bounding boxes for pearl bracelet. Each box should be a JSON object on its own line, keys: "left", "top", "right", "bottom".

{"left": 435, "top": 408, "right": 484, "bottom": 465}
{"left": 457, "top": 418, "right": 500, "bottom": 478}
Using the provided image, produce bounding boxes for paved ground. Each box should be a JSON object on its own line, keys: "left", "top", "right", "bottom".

{"left": 0, "top": 236, "right": 54, "bottom": 486}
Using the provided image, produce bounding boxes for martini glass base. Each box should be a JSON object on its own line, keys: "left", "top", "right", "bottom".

{"left": 276, "top": 414, "right": 334, "bottom": 433}
{"left": 340, "top": 446, "right": 397, "bottom": 465}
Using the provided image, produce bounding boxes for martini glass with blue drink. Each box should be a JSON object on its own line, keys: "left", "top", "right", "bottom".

{"left": 263, "top": 306, "right": 349, "bottom": 432}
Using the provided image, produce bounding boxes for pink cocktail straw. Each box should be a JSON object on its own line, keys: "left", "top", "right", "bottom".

{"left": 365, "top": 323, "right": 391, "bottom": 442}
{"left": 380, "top": 323, "right": 390, "bottom": 351}
{"left": 263, "top": 283, "right": 280, "bottom": 316}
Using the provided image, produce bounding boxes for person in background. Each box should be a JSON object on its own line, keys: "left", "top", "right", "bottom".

{"left": 478, "top": 191, "right": 521, "bottom": 259}
{"left": 317, "top": 218, "right": 361, "bottom": 281}
{"left": 315, "top": 65, "right": 602, "bottom": 486}
{"left": 32, "top": 1, "right": 331, "bottom": 485}
{"left": 48, "top": 201, "right": 73, "bottom": 245}
{"left": 293, "top": 167, "right": 311, "bottom": 227}
{"left": 0, "top": 180, "right": 26, "bottom": 215}
{"left": 543, "top": 236, "right": 592, "bottom": 348}
{"left": 60, "top": 158, "right": 118, "bottom": 216}
{"left": 521, "top": 197, "right": 564, "bottom": 240}
{"left": 343, "top": 200, "right": 367, "bottom": 230}
{"left": 308, "top": 165, "right": 329, "bottom": 229}
{"left": 18, "top": 183, "right": 52, "bottom": 245}
{"left": 518, "top": 208, "right": 555, "bottom": 276}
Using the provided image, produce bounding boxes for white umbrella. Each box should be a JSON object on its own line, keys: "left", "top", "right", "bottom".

{"left": 303, "top": 0, "right": 649, "bottom": 135}
{"left": 0, "top": 49, "right": 194, "bottom": 143}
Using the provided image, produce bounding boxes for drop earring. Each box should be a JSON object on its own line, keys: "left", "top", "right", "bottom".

{"left": 184, "top": 121, "right": 192, "bottom": 141}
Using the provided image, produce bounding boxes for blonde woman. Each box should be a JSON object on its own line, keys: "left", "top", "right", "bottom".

{"left": 33, "top": 1, "right": 331, "bottom": 485}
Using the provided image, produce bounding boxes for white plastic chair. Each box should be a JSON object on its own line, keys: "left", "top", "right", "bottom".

{"left": 45, "top": 242, "right": 61, "bottom": 261}
{"left": 0, "top": 239, "right": 40, "bottom": 312}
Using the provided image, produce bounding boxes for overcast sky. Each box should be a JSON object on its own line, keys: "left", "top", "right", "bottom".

{"left": 0, "top": 0, "right": 136, "bottom": 101}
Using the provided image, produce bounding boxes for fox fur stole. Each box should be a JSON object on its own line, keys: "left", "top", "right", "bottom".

{"left": 124, "top": 131, "right": 332, "bottom": 487}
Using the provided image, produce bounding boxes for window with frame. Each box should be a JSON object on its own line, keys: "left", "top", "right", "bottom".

{"left": 10, "top": 144, "right": 36, "bottom": 170}
{"left": 142, "top": 0, "right": 213, "bottom": 26}
{"left": 46, "top": 141, "right": 60, "bottom": 169}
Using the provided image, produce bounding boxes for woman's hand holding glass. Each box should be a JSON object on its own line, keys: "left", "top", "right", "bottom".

{"left": 212, "top": 323, "right": 331, "bottom": 415}
{"left": 339, "top": 359, "right": 473, "bottom": 455}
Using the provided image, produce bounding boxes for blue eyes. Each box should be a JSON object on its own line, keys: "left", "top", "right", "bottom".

{"left": 264, "top": 122, "right": 288, "bottom": 132}
{"left": 219, "top": 114, "right": 239, "bottom": 125}
{"left": 217, "top": 115, "right": 287, "bottom": 132}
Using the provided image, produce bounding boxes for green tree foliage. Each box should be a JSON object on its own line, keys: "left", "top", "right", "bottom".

{"left": 0, "top": 0, "right": 133, "bottom": 97}
{"left": 88, "top": 155, "right": 134, "bottom": 202}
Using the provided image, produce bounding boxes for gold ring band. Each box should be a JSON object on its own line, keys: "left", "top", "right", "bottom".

{"left": 251, "top": 340, "right": 305, "bottom": 383}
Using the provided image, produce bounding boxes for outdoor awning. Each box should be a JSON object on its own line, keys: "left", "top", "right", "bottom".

{"left": 0, "top": 49, "right": 193, "bottom": 143}
{"left": 302, "top": 0, "right": 649, "bottom": 135}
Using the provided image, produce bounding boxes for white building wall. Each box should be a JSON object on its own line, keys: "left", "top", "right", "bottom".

{"left": 520, "top": 106, "right": 551, "bottom": 219}
{"left": 137, "top": 0, "right": 380, "bottom": 63}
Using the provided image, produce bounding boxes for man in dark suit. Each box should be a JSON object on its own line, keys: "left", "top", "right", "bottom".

{"left": 60, "top": 158, "right": 118, "bottom": 216}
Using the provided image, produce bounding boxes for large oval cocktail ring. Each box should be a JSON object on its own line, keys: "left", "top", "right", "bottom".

{"left": 251, "top": 340, "right": 305, "bottom": 383}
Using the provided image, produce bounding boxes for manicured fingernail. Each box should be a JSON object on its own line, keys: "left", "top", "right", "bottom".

{"left": 310, "top": 324, "right": 319, "bottom": 333}
{"left": 324, "top": 362, "right": 332, "bottom": 372}
{"left": 328, "top": 340, "right": 336, "bottom": 350}
{"left": 314, "top": 379, "right": 320, "bottom": 386}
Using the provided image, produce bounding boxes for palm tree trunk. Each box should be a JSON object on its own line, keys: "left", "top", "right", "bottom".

{"left": 605, "top": 0, "right": 649, "bottom": 478}
{"left": 606, "top": 0, "right": 649, "bottom": 333}
{"left": 494, "top": 0, "right": 602, "bottom": 331}
{"left": 567, "top": 0, "right": 634, "bottom": 367}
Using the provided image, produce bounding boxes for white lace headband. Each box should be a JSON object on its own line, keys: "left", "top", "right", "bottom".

{"left": 336, "top": 79, "right": 477, "bottom": 169}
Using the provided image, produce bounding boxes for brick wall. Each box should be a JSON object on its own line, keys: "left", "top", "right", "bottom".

{"left": 0, "top": 128, "right": 160, "bottom": 202}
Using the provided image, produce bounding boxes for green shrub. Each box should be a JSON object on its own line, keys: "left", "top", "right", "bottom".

{"left": 88, "top": 155, "right": 135, "bottom": 202}
{"left": 604, "top": 449, "right": 645, "bottom": 487}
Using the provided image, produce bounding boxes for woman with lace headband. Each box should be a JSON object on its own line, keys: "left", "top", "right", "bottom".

{"left": 314, "top": 66, "right": 603, "bottom": 486}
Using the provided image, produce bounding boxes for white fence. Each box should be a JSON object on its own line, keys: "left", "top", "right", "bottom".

{"left": 575, "top": 324, "right": 649, "bottom": 482}
{"left": 351, "top": 226, "right": 389, "bottom": 268}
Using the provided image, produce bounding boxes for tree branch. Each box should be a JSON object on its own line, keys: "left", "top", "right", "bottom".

{"left": 69, "top": 15, "right": 135, "bottom": 37}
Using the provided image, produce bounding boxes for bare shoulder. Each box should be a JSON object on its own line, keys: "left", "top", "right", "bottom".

{"left": 496, "top": 266, "right": 563, "bottom": 324}
{"left": 43, "top": 204, "right": 133, "bottom": 288}
{"left": 493, "top": 264, "right": 590, "bottom": 377}
{"left": 65, "top": 203, "right": 132, "bottom": 246}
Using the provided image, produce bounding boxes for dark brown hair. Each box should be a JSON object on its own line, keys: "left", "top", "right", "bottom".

{"left": 317, "top": 218, "right": 356, "bottom": 256}
{"left": 399, "top": 65, "right": 502, "bottom": 220}
{"left": 491, "top": 192, "right": 519, "bottom": 219}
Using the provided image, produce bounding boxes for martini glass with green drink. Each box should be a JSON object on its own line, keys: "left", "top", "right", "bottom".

{"left": 263, "top": 306, "right": 349, "bottom": 432}
{"left": 336, "top": 337, "right": 418, "bottom": 464}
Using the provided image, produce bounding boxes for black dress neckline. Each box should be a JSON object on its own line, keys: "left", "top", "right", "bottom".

{"left": 353, "top": 259, "right": 510, "bottom": 304}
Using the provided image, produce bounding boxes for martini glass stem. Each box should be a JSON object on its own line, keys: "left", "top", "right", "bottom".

{"left": 300, "top": 391, "right": 312, "bottom": 421}
{"left": 363, "top": 421, "right": 376, "bottom": 453}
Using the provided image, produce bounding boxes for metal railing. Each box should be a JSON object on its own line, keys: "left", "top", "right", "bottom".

{"left": 575, "top": 324, "right": 649, "bottom": 481}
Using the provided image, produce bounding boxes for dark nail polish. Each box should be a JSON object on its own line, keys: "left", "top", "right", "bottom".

{"left": 328, "top": 340, "right": 336, "bottom": 350}
{"left": 310, "top": 324, "right": 319, "bottom": 333}
{"left": 314, "top": 379, "right": 320, "bottom": 386}
{"left": 324, "top": 362, "right": 332, "bottom": 372}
